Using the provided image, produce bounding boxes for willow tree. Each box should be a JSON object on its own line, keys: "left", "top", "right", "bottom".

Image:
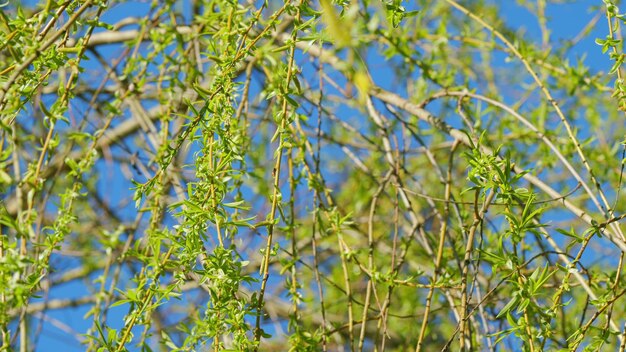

{"left": 1, "top": 0, "right": 626, "bottom": 351}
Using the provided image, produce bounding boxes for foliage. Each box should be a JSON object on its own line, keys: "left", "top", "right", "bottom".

{"left": 1, "top": 0, "right": 626, "bottom": 351}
